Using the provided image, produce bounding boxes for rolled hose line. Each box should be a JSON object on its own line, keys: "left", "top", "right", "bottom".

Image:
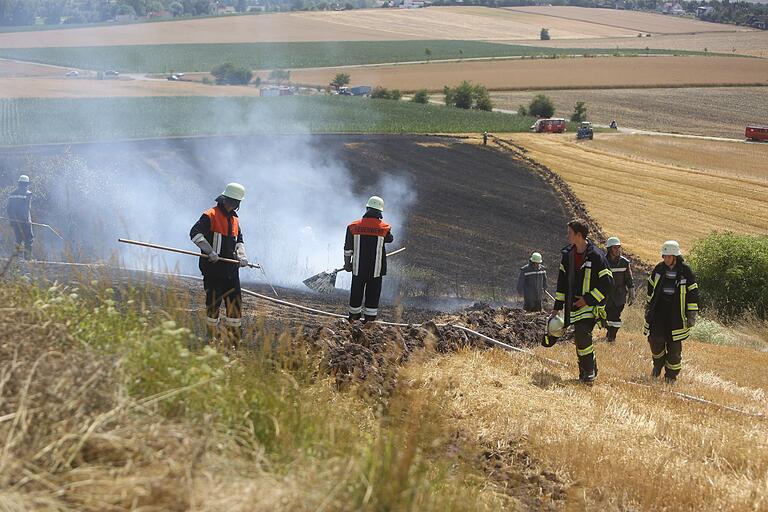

{"left": 11, "top": 259, "right": 766, "bottom": 421}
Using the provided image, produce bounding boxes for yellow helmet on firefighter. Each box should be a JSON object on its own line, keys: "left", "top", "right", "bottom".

{"left": 366, "top": 195, "right": 384, "bottom": 212}
{"left": 222, "top": 183, "right": 245, "bottom": 201}
{"left": 606, "top": 237, "right": 621, "bottom": 248}
{"left": 530, "top": 252, "right": 543, "bottom": 264}
{"left": 661, "top": 240, "right": 681, "bottom": 257}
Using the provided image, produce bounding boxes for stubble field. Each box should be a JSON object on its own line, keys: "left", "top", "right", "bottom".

{"left": 502, "top": 133, "right": 768, "bottom": 263}
{"left": 491, "top": 87, "right": 768, "bottom": 138}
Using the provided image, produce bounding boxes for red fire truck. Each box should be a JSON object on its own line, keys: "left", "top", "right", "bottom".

{"left": 531, "top": 118, "right": 567, "bottom": 133}
{"left": 745, "top": 125, "right": 768, "bottom": 142}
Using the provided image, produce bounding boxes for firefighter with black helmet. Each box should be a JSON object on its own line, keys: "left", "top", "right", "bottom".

{"left": 545, "top": 219, "right": 613, "bottom": 384}
{"left": 644, "top": 240, "right": 699, "bottom": 383}
{"left": 190, "top": 183, "right": 249, "bottom": 346}
{"left": 604, "top": 237, "right": 635, "bottom": 342}
{"left": 344, "top": 196, "right": 393, "bottom": 325}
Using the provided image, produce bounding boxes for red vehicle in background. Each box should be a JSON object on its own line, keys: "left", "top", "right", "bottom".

{"left": 531, "top": 118, "right": 567, "bottom": 133}
{"left": 745, "top": 125, "right": 768, "bottom": 141}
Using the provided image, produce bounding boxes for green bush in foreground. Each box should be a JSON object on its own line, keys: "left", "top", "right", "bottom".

{"left": 689, "top": 232, "right": 768, "bottom": 321}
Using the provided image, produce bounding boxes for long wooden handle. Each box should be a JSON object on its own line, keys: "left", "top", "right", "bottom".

{"left": 118, "top": 238, "right": 260, "bottom": 269}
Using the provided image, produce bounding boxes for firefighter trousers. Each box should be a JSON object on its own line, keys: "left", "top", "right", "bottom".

{"left": 349, "top": 275, "right": 383, "bottom": 321}
{"left": 605, "top": 302, "right": 625, "bottom": 341}
{"left": 648, "top": 316, "right": 682, "bottom": 380}
{"left": 203, "top": 274, "right": 242, "bottom": 342}
{"left": 523, "top": 299, "right": 542, "bottom": 312}
{"left": 11, "top": 221, "right": 33, "bottom": 259}
{"left": 574, "top": 319, "right": 597, "bottom": 379}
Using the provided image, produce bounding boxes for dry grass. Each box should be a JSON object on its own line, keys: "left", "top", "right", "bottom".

{"left": 404, "top": 305, "right": 768, "bottom": 510}
{"left": 515, "top": 31, "right": 768, "bottom": 58}
{"left": 0, "top": 6, "right": 741, "bottom": 48}
{"left": 505, "top": 133, "right": 768, "bottom": 263}
{"left": 491, "top": 87, "right": 768, "bottom": 139}
{"left": 288, "top": 56, "right": 768, "bottom": 92}
{"left": 0, "top": 59, "right": 64, "bottom": 77}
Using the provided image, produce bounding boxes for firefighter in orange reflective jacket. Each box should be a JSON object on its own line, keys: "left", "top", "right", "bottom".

{"left": 190, "top": 183, "right": 249, "bottom": 345}
{"left": 644, "top": 240, "right": 699, "bottom": 383}
{"left": 344, "top": 196, "right": 393, "bottom": 324}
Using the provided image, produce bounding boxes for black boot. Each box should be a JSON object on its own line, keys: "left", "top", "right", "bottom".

{"left": 651, "top": 364, "right": 663, "bottom": 378}
{"left": 578, "top": 356, "right": 597, "bottom": 384}
{"left": 606, "top": 327, "right": 618, "bottom": 342}
{"left": 348, "top": 313, "right": 361, "bottom": 323}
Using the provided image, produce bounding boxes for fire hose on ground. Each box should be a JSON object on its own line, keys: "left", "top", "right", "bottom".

{"left": 8, "top": 256, "right": 766, "bottom": 422}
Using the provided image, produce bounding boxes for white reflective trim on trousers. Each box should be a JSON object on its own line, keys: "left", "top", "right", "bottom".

{"left": 206, "top": 316, "right": 220, "bottom": 326}
{"left": 223, "top": 317, "right": 242, "bottom": 327}
{"left": 349, "top": 305, "right": 363, "bottom": 314}
{"left": 373, "top": 236, "right": 384, "bottom": 278}
{"left": 353, "top": 235, "right": 360, "bottom": 275}
{"left": 364, "top": 307, "right": 378, "bottom": 316}
{"left": 606, "top": 320, "right": 622, "bottom": 328}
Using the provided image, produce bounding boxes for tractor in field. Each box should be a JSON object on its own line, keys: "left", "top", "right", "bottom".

{"left": 576, "top": 122, "right": 594, "bottom": 140}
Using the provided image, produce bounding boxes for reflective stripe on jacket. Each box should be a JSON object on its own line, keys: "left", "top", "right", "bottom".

{"left": 607, "top": 255, "right": 634, "bottom": 306}
{"left": 553, "top": 239, "right": 614, "bottom": 326}
{"left": 190, "top": 204, "right": 243, "bottom": 278}
{"left": 344, "top": 215, "right": 393, "bottom": 278}
{"left": 644, "top": 260, "right": 699, "bottom": 341}
{"left": 517, "top": 262, "right": 547, "bottom": 308}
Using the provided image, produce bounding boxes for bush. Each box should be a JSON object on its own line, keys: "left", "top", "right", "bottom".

{"left": 211, "top": 63, "right": 252, "bottom": 85}
{"left": 412, "top": 89, "right": 429, "bottom": 104}
{"left": 688, "top": 232, "right": 768, "bottom": 320}
{"left": 540, "top": 28, "right": 550, "bottom": 40}
{"left": 570, "top": 101, "right": 587, "bottom": 122}
{"left": 371, "top": 86, "right": 401, "bottom": 100}
{"left": 443, "top": 81, "right": 493, "bottom": 111}
{"left": 528, "top": 94, "right": 555, "bottom": 118}
{"left": 517, "top": 104, "right": 528, "bottom": 116}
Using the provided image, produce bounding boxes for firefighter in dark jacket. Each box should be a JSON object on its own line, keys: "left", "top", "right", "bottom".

{"left": 644, "top": 240, "right": 699, "bottom": 383}
{"left": 546, "top": 219, "right": 613, "bottom": 383}
{"left": 190, "top": 183, "right": 249, "bottom": 345}
{"left": 344, "top": 196, "right": 393, "bottom": 324}
{"left": 604, "top": 237, "right": 635, "bottom": 342}
{"left": 517, "top": 252, "right": 547, "bottom": 312}
{"left": 6, "top": 174, "right": 33, "bottom": 259}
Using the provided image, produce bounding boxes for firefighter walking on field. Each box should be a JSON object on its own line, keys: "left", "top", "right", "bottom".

{"left": 6, "top": 175, "right": 33, "bottom": 260}
{"left": 545, "top": 219, "right": 613, "bottom": 383}
{"left": 344, "top": 196, "right": 393, "bottom": 324}
{"left": 604, "top": 237, "right": 635, "bottom": 342}
{"left": 190, "top": 183, "right": 249, "bottom": 346}
{"left": 644, "top": 240, "right": 699, "bottom": 383}
{"left": 517, "top": 252, "right": 547, "bottom": 312}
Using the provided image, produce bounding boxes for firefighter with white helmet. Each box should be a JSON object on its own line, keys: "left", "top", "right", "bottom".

{"left": 517, "top": 251, "right": 548, "bottom": 312}
{"left": 643, "top": 240, "right": 699, "bottom": 383}
{"left": 604, "top": 236, "right": 635, "bottom": 342}
{"left": 190, "top": 182, "right": 249, "bottom": 346}
{"left": 344, "top": 196, "right": 393, "bottom": 324}
{"left": 6, "top": 174, "right": 34, "bottom": 259}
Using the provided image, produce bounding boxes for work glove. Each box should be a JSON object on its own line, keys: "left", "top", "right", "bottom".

{"left": 343, "top": 256, "right": 353, "bottom": 273}
{"left": 235, "top": 243, "right": 248, "bottom": 268}
{"left": 686, "top": 311, "right": 697, "bottom": 328}
{"left": 627, "top": 288, "right": 636, "bottom": 306}
{"left": 194, "top": 238, "right": 219, "bottom": 263}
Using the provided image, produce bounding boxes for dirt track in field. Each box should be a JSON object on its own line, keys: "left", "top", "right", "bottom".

{"left": 0, "top": 59, "right": 65, "bottom": 77}
{"left": 0, "top": 6, "right": 738, "bottom": 48}
{"left": 287, "top": 56, "right": 768, "bottom": 92}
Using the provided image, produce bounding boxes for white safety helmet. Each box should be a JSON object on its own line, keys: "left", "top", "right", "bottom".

{"left": 366, "top": 195, "right": 384, "bottom": 212}
{"left": 530, "top": 252, "right": 543, "bottom": 264}
{"left": 222, "top": 182, "right": 245, "bottom": 201}
{"left": 661, "top": 240, "right": 681, "bottom": 257}
{"left": 18, "top": 174, "right": 30, "bottom": 183}
{"left": 606, "top": 237, "right": 621, "bottom": 248}
{"left": 547, "top": 313, "right": 565, "bottom": 338}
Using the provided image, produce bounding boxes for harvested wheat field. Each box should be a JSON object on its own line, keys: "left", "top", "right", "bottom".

{"left": 408, "top": 305, "right": 768, "bottom": 511}
{"left": 0, "top": 6, "right": 736, "bottom": 48}
{"left": 288, "top": 56, "right": 768, "bottom": 92}
{"left": 513, "top": 31, "right": 768, "bottom": 58}
{"left": 0, "top": 58, "right": 65, "bottom": 77}
{"left": 0, "top": 77, "right": 264, "bottom": 98}
{"left": 503, "top": 133, "right": 768, "bottom": 263}
{"left": 506, "top": 5, "right": 742, "bottom": 34}
{"left": 491, "top": 86, "right": 768, "bottom": 139}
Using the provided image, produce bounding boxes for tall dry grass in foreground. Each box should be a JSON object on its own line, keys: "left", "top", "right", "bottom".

{"left": 406, "top": 305, "right": 768, "bottom": 511}
{"left": 0, "top": 274, "right": 511, "bottom": 511}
